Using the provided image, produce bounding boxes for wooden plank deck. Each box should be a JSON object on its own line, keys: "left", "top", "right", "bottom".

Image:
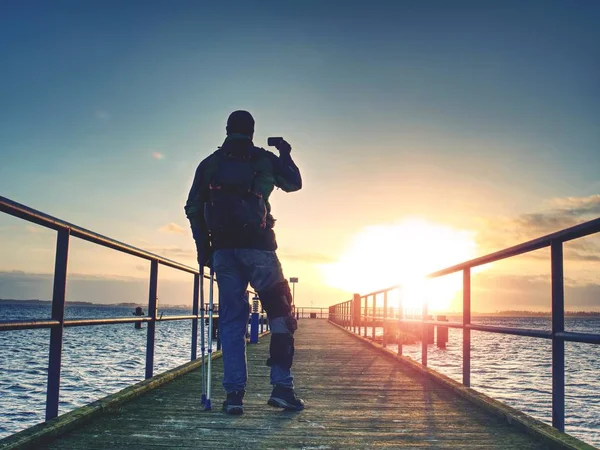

{"left": 40, "top": 320, "right": 547, "bottom": 449}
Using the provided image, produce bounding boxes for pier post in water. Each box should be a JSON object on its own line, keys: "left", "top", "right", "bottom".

{"left": 133, "top": 306, "right": 144, "bottom": 329}
{"left": 437, "top": 315, "right": 448, "bottom": 349}
{"left": 426, "top": 315, "right": 435, "bottom": 344}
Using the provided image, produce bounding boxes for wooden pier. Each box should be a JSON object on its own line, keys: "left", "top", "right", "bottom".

{"left": 21, "top": 319, "right": 572, "bottom": 449}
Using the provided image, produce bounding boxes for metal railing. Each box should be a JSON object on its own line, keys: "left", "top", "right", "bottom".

{"left": 329, "top": 217, "right": 600, "bottom": 432}
{"left": 0, "top": 196, "right": 267, "bottom": 421}
{"left": 295, "top": 307, "right": 329, "bottom": 319}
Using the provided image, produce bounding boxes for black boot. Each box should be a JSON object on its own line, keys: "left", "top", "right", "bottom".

{"left": 223, "top": 390, "right": 245, "bottom": 415}
{"left": 268, "top": 385, "right": 305, "bottom": 411}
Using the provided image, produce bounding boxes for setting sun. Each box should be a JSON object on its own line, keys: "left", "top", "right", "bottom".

{"left": 321, "top": 218, "right": 477, "bottom": 311}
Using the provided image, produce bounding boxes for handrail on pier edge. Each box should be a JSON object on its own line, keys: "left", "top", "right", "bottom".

{"left": 0, "top": 195, "right": 266, "bottom": 422}
{"left": 329, "top": 216, "right": 600, "bottom": 434}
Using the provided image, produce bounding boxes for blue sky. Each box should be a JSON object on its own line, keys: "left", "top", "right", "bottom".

{"left": 1, "top": 1, "right": 599, "bottom": 310}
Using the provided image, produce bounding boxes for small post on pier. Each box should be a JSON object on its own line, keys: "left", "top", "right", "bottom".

{"left": 250, "top": 294, "right": 260, "bottom": 344}
{"left": 382, "top": 291, "right": 388, "bottom": 346}
{"left": 397, "top": 288, "right": 403, "bottom": 356}
{"left": 463, "top": 268, "right": 471, "bottom": 387}
{"left": 133, "top": 306, "right": 144, "bottom": 329}
{"left": 426, "top": 315, "right": 435, "bottom": 344}
{"left": 551, "top": 240, "right": 565, "bottom": 432}
{"left": 363, "top": 296, "right": 368, "bottom": 337}
{"left": 371, "top": 294, "right": 376, "bottom": 340}
{"left": 289, "top": 277, "right": 298, "bottom": 317}
{"left": 352, "top": 293, "right": 361, "bottom": 333}
{"left": 145, "top": 260, "right": 158, "bottom": 380}
{"left": 421, "top": 299, "right": 428, "bottom": 367}
{"left": 46, "top": 228, "right": 69, "bottom": 421}
{"left": 436, "top": 315, "right": 448, "bottom": 349}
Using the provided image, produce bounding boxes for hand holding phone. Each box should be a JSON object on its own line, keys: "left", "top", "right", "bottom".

{"left": 267, "top": 137, "right": 292, "bottom": 155}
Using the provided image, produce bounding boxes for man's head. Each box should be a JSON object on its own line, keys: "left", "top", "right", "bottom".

{"left": 226, "top": 110, "right": 255, "bottom": 137}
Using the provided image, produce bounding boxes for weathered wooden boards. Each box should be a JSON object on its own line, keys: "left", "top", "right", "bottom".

{"left": 41, "top": 320, "right": 548, "bottom": 449}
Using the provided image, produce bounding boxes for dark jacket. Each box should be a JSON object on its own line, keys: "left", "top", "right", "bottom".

{"left": 185, "top": 135, "right": 302, "bottom": 254}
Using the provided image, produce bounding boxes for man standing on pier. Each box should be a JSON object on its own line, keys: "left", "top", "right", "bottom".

{"left": 185, "top": 110, "right": 304, "bottom": 415}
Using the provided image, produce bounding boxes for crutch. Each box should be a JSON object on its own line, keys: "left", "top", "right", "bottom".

{"left": 200, "top": 265, "right": 206, "bottom": 405}
{"left": 205, "top": 268, "right": 215, "bottom": 410}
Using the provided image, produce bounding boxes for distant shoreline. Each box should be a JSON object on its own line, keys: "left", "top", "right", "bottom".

{"left": 438, "top": 310, "right": 600, "bottom": 318}
{"left": 2, "top": 299, "right": 599, "bottom": 317}
{"left": 0, "top": 299, "right": 189, "bottom": 309}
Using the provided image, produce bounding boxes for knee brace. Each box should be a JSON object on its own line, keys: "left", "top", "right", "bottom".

{"left": 258, "top": 280, "right": 293, "bottom": 319}
{"left": 267, "top": 333, "right": 295, "bottom": 369}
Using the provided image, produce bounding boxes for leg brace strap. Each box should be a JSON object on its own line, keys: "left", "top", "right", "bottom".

{"left": 258, "top": 280, "right": 293, "bottom": 319}
{"left": 267, "top": 333, "right": 295, "bottom": 369}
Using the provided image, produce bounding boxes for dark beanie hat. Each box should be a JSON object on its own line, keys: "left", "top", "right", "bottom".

{"left": 226, "top": 110, "right": 255, "bottom": 136}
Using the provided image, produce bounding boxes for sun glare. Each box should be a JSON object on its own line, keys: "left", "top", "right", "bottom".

{"left": 321, "top": 218, "right": 477, "bottom": 312}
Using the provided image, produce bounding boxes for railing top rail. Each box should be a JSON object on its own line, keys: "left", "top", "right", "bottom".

{"left": 359, "top": 217, "right": 600, "bottom": 298}
{"left": 1, "top": 195, "right": 199, "bottom": 275}
{"left": 429, "top": 217, "right": 600, "bottom": 278}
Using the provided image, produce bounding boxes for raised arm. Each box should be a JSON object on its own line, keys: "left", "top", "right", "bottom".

{"left": 270, "top": 140, "right": 302, "bottom": 192}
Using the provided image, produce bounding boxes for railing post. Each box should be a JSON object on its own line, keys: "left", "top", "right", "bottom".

{"left": 346, "top": 301, "right": 350, "bottom": 328}
{"left": 383, "top": 291, "right": 388, "bottom": 346}
{"left": 398, "top": 288, "right": 403, "bottom": 356}
{"left": 145, "top": 260, "right": 158, "bottom": 379}
{"left": 421, "top": 295, "right": 428, "bottom": 367}
{"left": 353, "top": 293, "right": 360, "bottom": 333}
{"left": 363, "top": 296, "right": 368, "bottom": 337}
{"left": 463, "top": 268, "right": 471, "bottom": 387}
{"left": 46, "top": 228, "right": 70, "bottom": 420}
{"left": 347, "top": 301, "right": 350, "bottom": 328}
{"left": 371, "top": 294, "right": 376, "bottom": 340}
{"left": 191, "top": 273, "right": 199, "bottom": 361}
{"left": 551, "top": 240, "right": 565, "bottom": 432}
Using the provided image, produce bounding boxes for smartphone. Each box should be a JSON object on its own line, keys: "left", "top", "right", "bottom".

{"left": 267, "top": 137, "right": 283, "bottom": 147}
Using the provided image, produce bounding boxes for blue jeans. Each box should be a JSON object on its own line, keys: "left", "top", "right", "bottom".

{"left": 213, "top": 248, "right": 295, "bottom": 393}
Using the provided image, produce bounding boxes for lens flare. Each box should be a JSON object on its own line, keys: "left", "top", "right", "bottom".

{"left": 321, "top": 218, "right": 477, "bottom": 311}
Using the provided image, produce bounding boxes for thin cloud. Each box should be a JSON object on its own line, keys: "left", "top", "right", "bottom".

{"left": 477, "top": 194, "right": 600, "bottom": 257}
{"left": 152, "top": 151, "right": 165, "bottom": 160}
{"left": 547, "top": 195, "right": 600, "bottom": 215}
{"left": 158, "top": 223, "right": 186, "bottom": 234}
{"left": 279, "top": 250, "right": 337, "bottom": 264}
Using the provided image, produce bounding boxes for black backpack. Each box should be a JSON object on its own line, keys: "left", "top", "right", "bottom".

{"left": 203, "top": 147, "right": 267, "bottom": 236}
